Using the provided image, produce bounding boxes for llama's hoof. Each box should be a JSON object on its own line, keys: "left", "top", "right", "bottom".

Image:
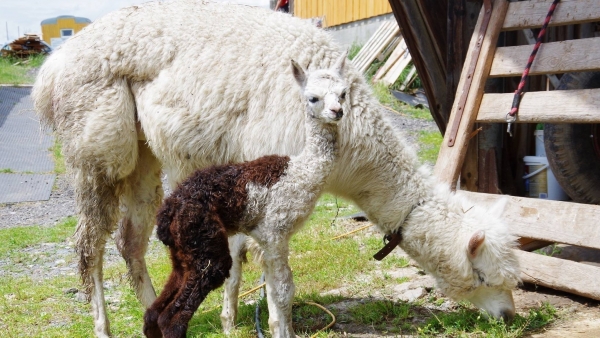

{"left": 143, "top": 309, "right": 162, "bottom": 338}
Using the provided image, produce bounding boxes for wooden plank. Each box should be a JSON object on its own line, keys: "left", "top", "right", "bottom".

{"left": 352, "top": 20, "right": 399, "bottom": 74}
{"left": 458, "top": 191, "right": 600, "bottom": 250}
{"left": 388, "top": 0, "right": 449, "bottom": 133}
{"left": 372, "top": 39, "right": 407, "bottom": 82}
{"left": 380, "top": 45, "right": 412, "bottom": 86}
{"left": 516, "top": 250, "right": 600, "bottom": 301}
{"left": 399, "top": 65, "right": 417, "bottom": 91}
{"left": 503, "top": 0, "right": 600, "bottom": 31}
{"left": 490, "top": 37, "right": 600, "bottom": 77}
{"left": 477, "top": 89, "right": 600, "bottom": 123}
{"left": 434, "top": 0, "right": 510, "bottom": 185}
{"left": 351, "top": 23, "right": 386, "bottom": 70}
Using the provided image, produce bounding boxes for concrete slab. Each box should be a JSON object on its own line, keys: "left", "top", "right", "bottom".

{"left": 0, "top": 173, "right": 55, "bottom": 204}
{"left": 0, "top": 86, "right": 54, "bottom": 173}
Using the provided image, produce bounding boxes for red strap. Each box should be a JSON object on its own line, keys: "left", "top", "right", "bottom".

{"left": 508, "top": 0, "right": 561, "bottom": 119}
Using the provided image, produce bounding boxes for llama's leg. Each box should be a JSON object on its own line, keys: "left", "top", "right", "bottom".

{"left": 159, "top": 218, "right": 232, "bottom": 338}
{"left": 74, "top": 172, "right": 122, "bottom": 338}
{"left": 259, "top": 240, "right": 295, "bottom": 338}
{"left": 221, "top": 234, "right": 247, "bottom": 334}
{"left": 144, "top": 248, "right": 185, "bottom": 338}
{"left": 115, "top": 141, "right": 164, "bottom": 307}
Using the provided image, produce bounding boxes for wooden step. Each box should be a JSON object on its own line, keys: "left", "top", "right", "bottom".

{"left": 352, "top": 20, "right": 400, "bottom": 74}
{"left": 503, "top": 0, "right": 600, "bottom": 31}
{"left": 477, "top": 88, "right": 600, "bottom": 123}
{"left": 372, "top": 38, "right": 407, "bottom": 82}
{"left": 380, "top": 39, "right": 412, "bottom": 86}
{"left": 517, "top": 250, "right": 600, "bottom": 301}
{"left": 490, "top": 37, "right": 600, "bottom": 77}
{"left": 458, "top": 191, "right": 600, "bottom": 251}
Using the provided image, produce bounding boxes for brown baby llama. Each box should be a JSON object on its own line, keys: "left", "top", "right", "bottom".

{"left": 143, "top": 54, "right": 348, "bottom": 338}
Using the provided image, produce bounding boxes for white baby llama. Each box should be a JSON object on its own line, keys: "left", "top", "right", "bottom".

{"left": 144, "top": 56, "right": 347, "bottom": 338}
{"left": 32, "top": 1, "right": 520, "bottom": 337}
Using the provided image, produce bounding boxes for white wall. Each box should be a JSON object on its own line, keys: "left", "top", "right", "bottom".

{"left": 325, "top": 13, "right": 395, "bottom": 48}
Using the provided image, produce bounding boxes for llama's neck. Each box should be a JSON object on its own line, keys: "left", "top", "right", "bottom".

{"left": 328, "top": 99, "right": 434, "bottom": 235}
{"left": 287, "top": 116, "right": 338, "bottom": 192}
{"left": 402, "top": 189, "right": 461, "bottom": 258}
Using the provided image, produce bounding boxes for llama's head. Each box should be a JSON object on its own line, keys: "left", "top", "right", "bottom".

{"left": 405, "top": 186, "right": 521, "bottom": 322}
{"left": 291, "top": 52, "right": 348, "bottom": 124}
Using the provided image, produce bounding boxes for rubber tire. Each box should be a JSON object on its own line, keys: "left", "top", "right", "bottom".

{"left": 544, "top": 72, "right": 600, "bottom": 204}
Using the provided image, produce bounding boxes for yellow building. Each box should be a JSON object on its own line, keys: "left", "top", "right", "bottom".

{"left": 41, "top": 15, "right": 91, "bottom": 47}
{"left": 294, "top": 0, "right": 392, "bottom": 28}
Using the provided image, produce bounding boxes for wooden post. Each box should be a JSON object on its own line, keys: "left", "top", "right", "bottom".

{"left": 434, "top": 0, "right": 510, "bottom": 186}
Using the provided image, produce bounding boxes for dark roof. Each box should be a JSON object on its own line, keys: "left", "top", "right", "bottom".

{"left": 41, "top": 15, "right": 92, "bottom": 25}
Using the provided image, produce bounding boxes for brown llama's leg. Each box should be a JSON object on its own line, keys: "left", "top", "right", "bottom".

{"left": 143, "top": 248, "right": 185, "bottom": 338}
{"left": 116, "top": 142, "right": 164, "bottom": 309}
{"left": 158, "top": 216, "right": 232, "bottom": 338}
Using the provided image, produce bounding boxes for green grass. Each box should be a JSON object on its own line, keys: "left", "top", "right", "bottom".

{"left": 52, "top": 139, "right": 66, "bottom": 174}
{"left": 0, "top": 55, "right": 45, "bottom": 85}
{"left": 418, "top": 302, "right": 558, "bottom": 337}
{"left": 0, "top": 197, "right": 560, "bottom": 337}
{"left": 348, "top": 42, "right": 432, "bottom": 121}
{"left": 417, "top": 130, "right": 443, "bottom": 165}
{"left": 0, "top": 168, "right": 14, "bottom": 173}
{"left": 349, "top": 300, "right": 413, "bottom": 331}
{"left": 0, "top": 217, "right": 76, "bottom": 257}
{"left": 347, "top": 42, "right": 362, "bottom": 61}
{"left": 371, "top": 82, "right": 432, "bottom": 121}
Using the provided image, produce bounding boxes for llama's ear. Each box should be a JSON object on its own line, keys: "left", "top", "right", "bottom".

{"left": 489, "top": 196, "right": 509, "bottom": 218}
{"left": 468, "top": 230, "right": 486, "bottom": 259}
{"left": 331, "top": 51, "right": 348, "bottom": 76}
{"left": 291, "top": 60, "right": 307, "bottom": 88}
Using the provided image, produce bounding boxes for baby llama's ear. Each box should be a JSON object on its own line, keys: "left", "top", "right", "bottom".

{"left": 291, "top": 60, "right": 307, "bottom": 88}
{"left": 489, "top": 196, "right": 509, "bottom": 218}
{"left": 468, "top": 230, "right": 486, "bottom": 259}
{"left": 331, "top": 51, "right": 348, "bottom": 76}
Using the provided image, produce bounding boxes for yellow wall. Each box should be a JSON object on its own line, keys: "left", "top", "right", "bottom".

{"left": 41, "top": 17, "right": 90, "bottom": 44}
{"left": 295, "top": 0, "right": 392, "bottom": 27}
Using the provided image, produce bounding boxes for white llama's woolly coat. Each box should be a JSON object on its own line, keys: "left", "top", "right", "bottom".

{"left": 32, "top": 1, "right": 520, "bottom": 337}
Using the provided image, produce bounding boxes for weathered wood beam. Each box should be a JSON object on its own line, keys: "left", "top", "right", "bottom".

{"left": 477, "top": 89, "right": 600, "bottom": 123}
{"left": 458, "top": 191, "right": 600, "bottom": 251}
{"left": 434, "top": 0, "right": 510, "bottom": 185}
{"left": 388, "top": 0, "right": 448, "bottom": 132}
{"left": 490, "top": 38, "right": 600, "bottom": 77}
{"left": 503, "top": 0, "right": 600, "bottom": 31}
{"left": 517, "top": 250, "right": 600, "bottom": 301}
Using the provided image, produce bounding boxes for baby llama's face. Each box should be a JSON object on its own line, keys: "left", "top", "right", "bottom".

{"left": 303, "top": 71, "right": 347, "bottom": 124}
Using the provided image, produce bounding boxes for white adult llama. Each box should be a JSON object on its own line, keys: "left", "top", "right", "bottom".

{"left": 32, "top": 1, "right": 520, "bottom": 337}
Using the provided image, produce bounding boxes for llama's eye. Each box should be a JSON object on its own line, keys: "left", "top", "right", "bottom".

{"left": 340, "top": 92, "right": 346, "bottom": 100}
{"left": 308, "top": 97, "right": 319, "bottom": 103}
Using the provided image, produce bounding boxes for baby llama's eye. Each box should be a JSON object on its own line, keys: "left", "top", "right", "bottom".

{"left": 309, "top": 97, "right": 319, "bottom": 103}
{"left": 340, "top": 92, "right": 346, "bottom": 100}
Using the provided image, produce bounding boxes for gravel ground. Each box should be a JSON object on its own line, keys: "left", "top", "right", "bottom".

{"left": 0, "top": 173, "right": 76, "bottom": 229}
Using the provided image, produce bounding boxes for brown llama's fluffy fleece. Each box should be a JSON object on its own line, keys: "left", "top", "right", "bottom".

{"left": 144, "top": 155, "right": 289, "bottom": 337}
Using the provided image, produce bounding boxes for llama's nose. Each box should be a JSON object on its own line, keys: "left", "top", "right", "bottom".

{"left": 330, "top": 108, "right": 343, "bottom": 120}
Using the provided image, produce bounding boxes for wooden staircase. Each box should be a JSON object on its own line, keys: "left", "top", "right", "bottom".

{"left": 434, "top": 0, "right": 600, "bottom": 300}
